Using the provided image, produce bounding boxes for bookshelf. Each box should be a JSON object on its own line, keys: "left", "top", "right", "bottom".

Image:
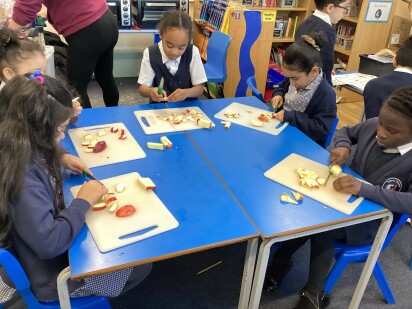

{"left": 192, "top": 0, "right": 312, "bottom": 97}
{"left": 317, "top": 0, "right": 411, "bottom": 102}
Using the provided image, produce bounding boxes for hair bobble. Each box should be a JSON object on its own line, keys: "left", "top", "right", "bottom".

{"left": 301, "top": 35, "right": 320, "bottom": 52}
{"left": 29, "top": 70, "right": 44, "bottom": 84}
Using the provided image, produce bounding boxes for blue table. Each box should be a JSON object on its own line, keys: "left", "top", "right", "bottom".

{"left": 61, "top": 103, "right": 259, "bottom": 305}
{"left": 168, "top": 96, "right": 392, "bottom": 309}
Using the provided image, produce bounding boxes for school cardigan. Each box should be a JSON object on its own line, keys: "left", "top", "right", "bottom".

{"left": 12, "top": 0, "right": 108, "bottom": 37}
{"left": 148, "top": 44, "right": 194, "bottom": 100}
{"left": 333, "top": 118, "right": 412, "bottom": 245}
{"left": 295, "top": 15, "right": 336, "bottom": 86}
{"left": 0, "top": 162, "right": 88, "bottom": 301}
{"left": 363, "top": 71, "right": 412, "bottom": 119}
{"left": 273, "top": 73, "right": 337, "bottom": 146}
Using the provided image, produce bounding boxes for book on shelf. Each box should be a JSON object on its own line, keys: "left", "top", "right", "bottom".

{"left": 273, "top": 14, "right": 298, "bottom": 38}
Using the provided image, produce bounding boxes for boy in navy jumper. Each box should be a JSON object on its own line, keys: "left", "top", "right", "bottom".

{"left": 296, "top": 0, "right": 351, "bottom": 85}
{"left": 264, "top": 87, "right": 412, "bottom": 309}
{"left": 138, "top": 10, "right": 207, "bottom": 102}
{"left": 271, "top": 33, "right": 337, "bottom": 146}
{"left": 363, "top": 35, "right": 412, "bottom": 119}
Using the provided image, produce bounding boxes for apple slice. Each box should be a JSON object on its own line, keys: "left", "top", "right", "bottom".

{"left": 258, "top": 114, "right": 269, "bottom": 122}
{"left": 89, "top": 139, "right": 98, "bottom": 147}
{"left": 250, "top": 119, "right": 263, "bottom": 127}
{"left": 92, "top": 202, "right": 106, "bottom": 211}
{"left": 84, "top": 148, "right": 93, "bottom": 153}
{"left": 137, "top": 177, "right": 156, "bottom": 190}
{"left": 81, "top": 141, "right": 90, "bottom": 146}
{"left": 160, "top": 136, "right": 173, "bottom": 148}
{"left": 84, "top": 134, "right": 93, "bottom": 140}
{"left": 197, "top": 118, "right": 215, "bottom": 129}
{"left": 116, "top": 183, "right": 125, "bottom": 193}
{"left": 97, "top": 129, "right": 106, "bottom": 137}
{"left": 116, "top": 205, "right": 136, "bottom": 217}
{"left": 317, "top": 178, "right": 326, "bottom": 186}
{"left": 280, "top": 193, "right": 298, "bottom": 205}
{"left": 105, "top": 196, "right": 118, "bottom": 207}
{"left": 110, "top": 127, "right": 119, "bottom": 133}
{"left": 108, "top": 203, "right": 118, "bottom": 212}
{"left": 147, "top": 142, "right": 164, "bottom": 150}
{"left": 291, "top": 191, "right": 304, "bottom": 201}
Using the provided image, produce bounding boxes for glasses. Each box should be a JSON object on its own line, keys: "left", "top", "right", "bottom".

{"left": 334, "top": 4, "right": 350, "bottom": 14}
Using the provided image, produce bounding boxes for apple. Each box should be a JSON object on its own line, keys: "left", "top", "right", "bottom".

{"left": 110, "top": 127, "right": 119, "bottom": 133}
{"left": 160, "top": 136, "right": 173, "bottom": 148}
{"left": 84, "top": 148, "right": 93, "bottom": 153}
{"left": 197, "top": 118, "right": 215, "bottom": 129}
{"left": 137, "top": 177, "right": 156, "bottom": 190}
{"left": 147, "top": 142, "right": 164, "bottom": 150}
{"left": 250, "top": 119, "right": 263, "bottom": 127}
{"left": 116, "top": 205, "right": 136, "bottom": 217}
{"left": 97, "top": 129, "right": 106, "bottom": 137}
{"left": 93, "top": 141, "right": 107, "bottom": 153}
{"left": 105, "top": 196, "right": 117, "bottom": 207}
{"left": 258, "top": 114, "right": 269, "bottom": 122}
{"left": 317, "top": 178, "right": 326, "bottom": 186}
{"left": 329, "top": 165, "right": 342, "bottom": 176}
{"left": 84, "top": 134, "right": 93, "bottom": 140}
{"left": 108, "top": 203, "right": 118, "bottom": 212}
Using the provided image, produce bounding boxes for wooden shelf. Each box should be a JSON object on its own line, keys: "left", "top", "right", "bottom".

{"left": 273, "top": 37, "right": 295, "bottom": 43}
{"left": 254, "top": 7, "right": 308, "bottom": 12}
{"left": 341, "top": 16, "right": 359, "bottom": 24}
{"left": 334, "top": 45, "right": 351, "bottom": 56}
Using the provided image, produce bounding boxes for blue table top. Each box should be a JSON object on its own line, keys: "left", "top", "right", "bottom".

{"left": 61, "top": 103, "right": 258, "bottom": 278}
{"left": 168, "top": 97, "right": 388, "bottom": 238}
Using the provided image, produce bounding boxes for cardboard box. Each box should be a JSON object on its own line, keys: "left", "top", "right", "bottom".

{"left": 387, "top": 15, "right": 412, "bottom": 51}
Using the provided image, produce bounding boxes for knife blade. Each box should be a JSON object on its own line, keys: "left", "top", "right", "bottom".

{"left": 323, "top": 172, "right": 332, "bottom": 187}
{"left": 82, "top": 171, "right": 103, "bottom": 184}
{"left": 157, "top": 77, "right": 164, "bottom": 95}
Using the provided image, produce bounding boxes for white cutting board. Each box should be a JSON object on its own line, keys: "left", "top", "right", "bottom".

{"left": 70, "top": 172, "right": 179, "bottom": 252}
{"left": 214, "top": 102, "right": 288, "bottom": 135}
{"left": 134, "top": 107, "right": 213, "bottom": 135}
{"left": 264, "top": 153, "right": 363, "bottom": 215}
{"left": 68, "top": 123, "right": 146, "bottom": 168}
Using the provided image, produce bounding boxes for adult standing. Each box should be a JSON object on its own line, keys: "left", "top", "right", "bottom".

{"left": 8, "top": 0, "right": 119, "bottom": 108}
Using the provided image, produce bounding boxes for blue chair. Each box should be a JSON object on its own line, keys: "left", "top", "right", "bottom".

{"left": 324, "top": 213, "right": 410, "bottom": 304}
{"left": 0, "top": 248, "right": 111, "bottom": 309}
{"left": 246, "top": 76, "right": 264, "bottom": 102}
{"left": 324, "top": 117, "right": 339, "bottom": 149}
{"left": 203, "top": 31, "right": 232, "bottom": 98}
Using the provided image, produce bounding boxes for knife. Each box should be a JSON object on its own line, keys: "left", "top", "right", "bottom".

{"left": 323, "top": 171, "right": 332, "bottom": 187}
{"left": 82, "top": 171, "right": 103, "bottom": 184}
{"left": 157, "top": 77, "right": 164, "bottom": 95}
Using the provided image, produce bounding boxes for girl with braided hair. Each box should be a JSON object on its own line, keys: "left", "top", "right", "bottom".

{"left": 270, "top": 33, "right": 337, "bottom": 146}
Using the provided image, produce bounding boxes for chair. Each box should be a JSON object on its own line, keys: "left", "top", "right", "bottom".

{"left": 246, "top": 76, "right": 264, "bottom": 102}
{"left": 324, "top": 117, "right": 339, "bottom": 149}
{"left": 203, "top": 31, "right": 232, "bottom": 98}
{"left": 324, "top": 213, "right": 410, "bottom": 304}
{"left": 0, "top": 248, "right": 111, "bottom": 309}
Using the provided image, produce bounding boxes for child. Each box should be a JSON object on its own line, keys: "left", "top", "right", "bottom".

{"left": 264, "top": 87, "right": 412, "bottom": 309}
{"left": 271, "top": 33, "right": 337, "bottom": 146}
{"left": 295, "top": 0, "right": 351, "bottom": 85}
{"left": 138, "top": 10, "right": 207, "bottom": 102}
{"left": 363, "top": 35, "right": 412, "bottom": 119}
{"left": 0, "top": 75, "right": 151, "bottom": 304}
{"left": 0, "top": 27, "right": 82, "bottom": 116}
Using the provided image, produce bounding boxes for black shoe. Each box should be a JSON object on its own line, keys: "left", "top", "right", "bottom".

{"left": 263, "top": 260, "right": 293, "bottom": 292}
{"left": 294, "top": 288, "right": 331, "bottom": 309}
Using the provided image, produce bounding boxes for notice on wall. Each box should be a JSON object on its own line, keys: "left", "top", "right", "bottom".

{"left": 365, "top": 1, "right": 393, "bottom": 23}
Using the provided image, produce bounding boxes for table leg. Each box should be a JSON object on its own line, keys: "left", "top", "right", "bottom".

{"left": 238, "top": 238, "right": 259, "bottom": 309}
{"left": 349, "top": 212, "right": 393, "bottom": 309}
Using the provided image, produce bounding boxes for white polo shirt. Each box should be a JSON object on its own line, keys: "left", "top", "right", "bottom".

{"left": 138, "top": 41, "right": 207, "bottom": 87}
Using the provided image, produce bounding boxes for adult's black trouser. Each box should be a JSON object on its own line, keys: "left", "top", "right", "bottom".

{"left": 65, "top": 9, "right": 119, "bottom": 108}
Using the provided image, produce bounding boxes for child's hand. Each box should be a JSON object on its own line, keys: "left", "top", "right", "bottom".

{"left": 330, "top": 147, "right": 350, "bottom": 166}
{"left": 167, "top": 89, "right": 187, "bottom": 102}
{"left": 271, "top": 95, "right": 284, "bottom": 110}
{"left": 275, "top": 110, "right": 284, "bottom": 122}
{"left": 72, "top": 97, "right": 83, "bottom": 116}
{"left": 150, "top": 87, "right": 167, "bottom": 102}
{"left": 77, "top": 181, "right": 109, "bottom": 206}
{"left": 332, "top": 175, "right": 361, "bottom": 195}
{"left": 60, "top": 154, "right": 91, "bottom": 175}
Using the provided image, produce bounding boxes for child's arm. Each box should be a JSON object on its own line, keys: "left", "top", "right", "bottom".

{"left": 334, "top": 176, "right": 412, "bottom": 215}
{"left": 137, "top": 48, "right": 165, "bottom": 102}
{"left": 167, "top": 84, "right": 204, "bottom": 102}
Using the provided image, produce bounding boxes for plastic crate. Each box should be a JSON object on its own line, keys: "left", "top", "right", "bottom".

{"left": 266, "top": 68, "right": 285, "bottom": 88}
{"left": 358, "top": 54, "right": 394, "bottom": 77}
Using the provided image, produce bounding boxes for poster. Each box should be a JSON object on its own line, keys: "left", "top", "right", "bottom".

{"left": 365, "top": 1, "right": 393, "bottom": 23}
